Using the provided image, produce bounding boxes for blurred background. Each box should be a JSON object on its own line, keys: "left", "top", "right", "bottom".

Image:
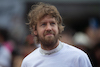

{"left": 0, "top": 0, "right": 100, "bottom": 67}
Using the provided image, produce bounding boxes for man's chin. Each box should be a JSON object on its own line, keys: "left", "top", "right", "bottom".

{"left": 44, "top": 39, "right": 55, "bottom": 46}
{"left": 45, "top": 36, "right": 54, "bottom": 41}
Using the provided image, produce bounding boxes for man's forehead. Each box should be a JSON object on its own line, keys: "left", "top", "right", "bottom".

{"left": 40, "top": 15, "right": 54, "bottom": 20}
{"left": 38, "top": 15, "right": 56, "bottom": 22}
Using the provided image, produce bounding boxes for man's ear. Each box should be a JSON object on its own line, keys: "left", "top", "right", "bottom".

{"left": 34, "top": 31, "right": 37, "bottom": 36}
{"left": 33, "top": 25, "right": 37, "bottom": 35}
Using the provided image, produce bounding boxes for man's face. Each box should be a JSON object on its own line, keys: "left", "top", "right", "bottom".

{"left": 34, "top": 15, "right": 59, "bottom": 49}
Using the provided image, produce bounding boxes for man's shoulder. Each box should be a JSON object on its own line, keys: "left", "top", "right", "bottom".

{"left": 61, "top": 41, "right": 87, "bottom": 56}
{"left": 21, "top": 47, "right": 41, "bottom": 67}
{"left": 60, "top": 42, "right": 92, "bottom": 67}
{"left": 22, "top": 47, "right": 40, "bottom": 62}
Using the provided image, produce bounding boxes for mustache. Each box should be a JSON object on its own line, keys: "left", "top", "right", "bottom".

{"left": 44, "top": 30, "right": 55, "bottom": 36}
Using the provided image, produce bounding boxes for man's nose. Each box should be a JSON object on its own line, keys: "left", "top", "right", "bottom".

{"left": 46, "top": 24, "right": 52, "bottom": 31}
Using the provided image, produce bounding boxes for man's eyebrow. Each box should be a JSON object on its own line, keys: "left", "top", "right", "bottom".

{"left": 40, "top": 21, "right": 46, "bottom": 24}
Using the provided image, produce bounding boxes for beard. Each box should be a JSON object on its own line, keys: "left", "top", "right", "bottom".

{"left": 38, "top": 30, "right": 59, "bottom": 49}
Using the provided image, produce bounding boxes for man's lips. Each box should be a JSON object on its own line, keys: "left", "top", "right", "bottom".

{"left": 45, "top": 34, "right": 53, "bottom": 36}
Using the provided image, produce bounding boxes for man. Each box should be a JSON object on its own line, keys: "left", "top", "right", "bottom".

{"left": 21, "top": 2, "right": 92, "bottom": 67}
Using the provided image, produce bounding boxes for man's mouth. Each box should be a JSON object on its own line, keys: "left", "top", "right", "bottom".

{"left": 45, "top": 34, "right": 53, "bottom": 36}
{"left": 44, "top": 31, "right": 54, "bottom": 36}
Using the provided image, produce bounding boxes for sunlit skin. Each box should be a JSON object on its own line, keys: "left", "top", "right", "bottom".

{"left": 34, "top": 15, "right": 59, "bottom": 50}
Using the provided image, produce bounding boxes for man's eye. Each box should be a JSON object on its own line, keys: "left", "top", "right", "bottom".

{"left": 51, "top": 22, "right": 55, "bottom": 25}
{"left": 41, "top": 23, "right": 46, "bottom": 26}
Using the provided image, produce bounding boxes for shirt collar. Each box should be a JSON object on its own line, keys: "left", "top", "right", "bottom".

{"left": 39, "top": 41, "right": 63, "bottom": 55}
